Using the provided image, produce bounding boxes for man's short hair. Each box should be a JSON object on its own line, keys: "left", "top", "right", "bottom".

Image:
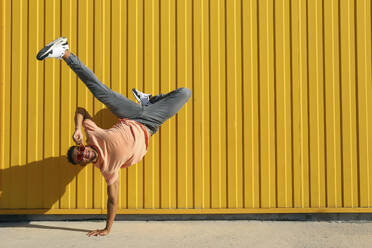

{"left": 67, "top": 146, "right": 78, "bottom": 164}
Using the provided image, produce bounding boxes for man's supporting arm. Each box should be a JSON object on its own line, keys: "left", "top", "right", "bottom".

{"left": 105, "top": 179, "right": 119, "bottom": 232}
{"left": 87, "top": 179, "right": 119, "bottom": 237}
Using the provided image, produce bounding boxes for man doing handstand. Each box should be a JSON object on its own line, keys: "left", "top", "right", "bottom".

{"left": 36, "top": 37, "right": 191, "bottom": 236}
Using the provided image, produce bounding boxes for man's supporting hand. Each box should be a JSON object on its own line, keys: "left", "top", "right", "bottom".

{"left": 87, "top": 228, "right": 110, "bottom": 237}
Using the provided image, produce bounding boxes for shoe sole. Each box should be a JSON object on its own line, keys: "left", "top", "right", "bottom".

{"left": 36, "top": 37, "right": 67, "bottom": 61}
{"left": 132, "top": 88, "right": 143, "bottom": 105}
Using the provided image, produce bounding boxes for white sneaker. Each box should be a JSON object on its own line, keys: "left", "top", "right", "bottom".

{"left": 36, "top": 37, "right": 69, "bottom": 60}
{"left": 132, "top": 88, "right": 152, "bottom": 106}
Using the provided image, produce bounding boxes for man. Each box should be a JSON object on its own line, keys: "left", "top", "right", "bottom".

{"left": 36, "top": 37, "right": 191, "bottom": 236}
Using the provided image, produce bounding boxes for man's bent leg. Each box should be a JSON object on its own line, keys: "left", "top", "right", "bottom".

{"left": 134, "top": 88, "right": 191, "bottom": 134}
{"left": 64, "top": 53, "right": 142, "bottom": 119}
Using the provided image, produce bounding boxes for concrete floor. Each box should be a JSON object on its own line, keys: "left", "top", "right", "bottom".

{"left": 1, "top": 220, "right": 372, "bottom": 248}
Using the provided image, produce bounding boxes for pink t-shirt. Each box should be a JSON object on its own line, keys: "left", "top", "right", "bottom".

{"left": 83, "top": 118, "right": 150, "bottom": 185}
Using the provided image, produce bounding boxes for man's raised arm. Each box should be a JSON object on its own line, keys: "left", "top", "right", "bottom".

{"left": 73, "top": 107, "right": 92, "bottom": 144}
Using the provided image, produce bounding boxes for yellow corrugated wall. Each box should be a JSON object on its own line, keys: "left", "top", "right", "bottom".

{"left": 0, "top": 0, "right": 371, "bottom": 214}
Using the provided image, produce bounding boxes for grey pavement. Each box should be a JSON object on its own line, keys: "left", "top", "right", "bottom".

{"left": 1, "top": 220, "right": 372, "bottom": 248}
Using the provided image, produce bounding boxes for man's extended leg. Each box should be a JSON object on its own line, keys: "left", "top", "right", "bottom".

{"left": 37, "top": 37, "right": 142, "bottom": 119}
{"left": 63, "top": 51, "right": 142, "bottom": 120}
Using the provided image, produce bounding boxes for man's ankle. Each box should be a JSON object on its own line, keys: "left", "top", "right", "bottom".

{"left": 62, "top": 50, "right": 71, "bottom": 59}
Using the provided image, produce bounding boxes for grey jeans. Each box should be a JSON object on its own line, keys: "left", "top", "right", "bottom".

{"left": 65, "top": 54, "right": 191, "bottom": 135}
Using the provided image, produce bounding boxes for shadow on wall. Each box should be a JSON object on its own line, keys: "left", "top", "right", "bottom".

{"left": 0, "top": 108, "right": 117, "bottom": 211}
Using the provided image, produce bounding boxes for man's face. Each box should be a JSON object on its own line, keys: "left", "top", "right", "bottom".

{"left": 72, "top": 145, "right": 98, "bottom": 166}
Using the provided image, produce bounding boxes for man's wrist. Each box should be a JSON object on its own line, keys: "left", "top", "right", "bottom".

{"left": 105, "top": 225, "right": 112, "bottom": 232}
